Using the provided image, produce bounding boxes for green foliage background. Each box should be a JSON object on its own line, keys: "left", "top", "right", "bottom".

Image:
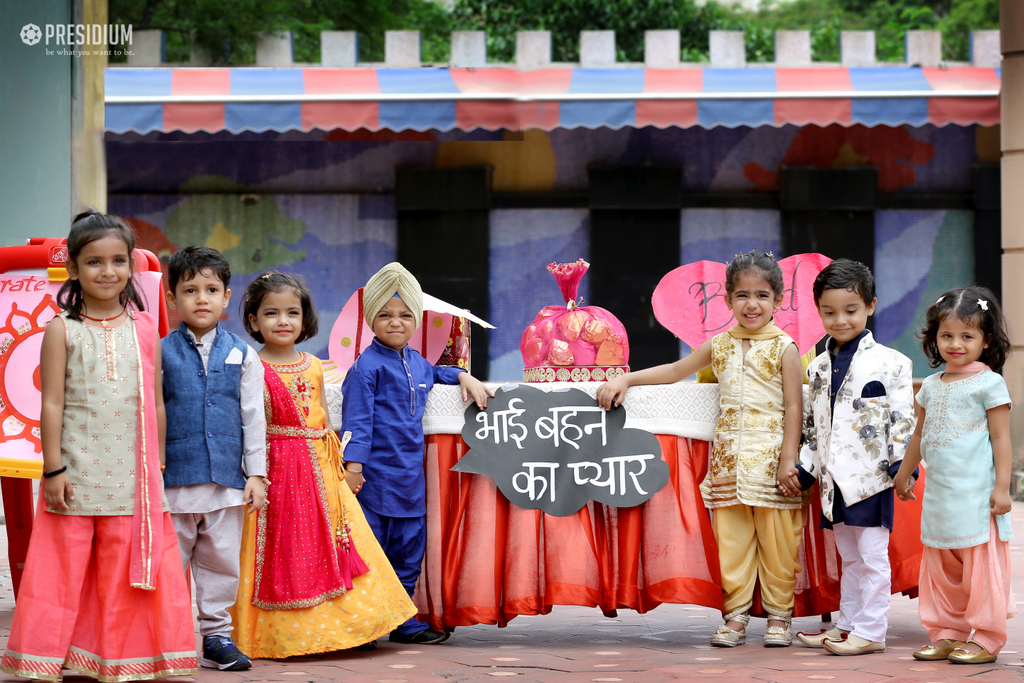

{"left": 108, "top": 0, "right": 998, "bottom": 65}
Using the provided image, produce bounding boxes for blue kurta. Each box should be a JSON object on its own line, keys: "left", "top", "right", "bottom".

{"left": 341, "top": 338, "right": 465, "bottom": 518}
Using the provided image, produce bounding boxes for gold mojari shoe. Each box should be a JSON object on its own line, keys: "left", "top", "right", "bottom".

{"left": 913, "top": 639, "right": 966, "bottom": 661}
{"left": 710, "top": 613, "right": 749, "bottom": 647}
{"left": 947, "top": 640, "right": 997, "bottom": 665}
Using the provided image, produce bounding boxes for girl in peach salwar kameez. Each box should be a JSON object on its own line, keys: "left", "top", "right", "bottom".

{"left": 1, "top": 213, "right": 197, "bottom": 682}
{"left": 230, "top": 272, "right": 415, "bottom": 659}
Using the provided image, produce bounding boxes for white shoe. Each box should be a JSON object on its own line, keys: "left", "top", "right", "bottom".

{"left": 796, "top": 627, "right": 849, "bottom": 648}
{"left": 823, "top": 634, "right": 885, "bottom": 656}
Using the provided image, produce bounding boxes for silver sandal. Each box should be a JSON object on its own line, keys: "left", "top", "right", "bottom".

{"left": 764, "top": 615, "right": 793, "bottom": 647}
{"left": 710, "top": 613, "right": 750, "bottom": 647}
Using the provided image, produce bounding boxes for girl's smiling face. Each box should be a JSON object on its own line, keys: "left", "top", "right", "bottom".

{"left": 68, "top": 235, "right": 133, "bottom": 305}
{"left": 937, "top": 314, "right": 988, "bottom": 368}
{"left": 249, "top": 288, "right": 304, "bottom": 349}
{"left": 724, "top": 271, "right": 782, "bottom": 331}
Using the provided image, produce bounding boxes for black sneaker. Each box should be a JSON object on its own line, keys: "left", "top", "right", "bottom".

{"left": 201, "top": 636, "right": 253, "bottom": 671}
{"left": 388, "top": 628, "right": 451, "bottom": 645}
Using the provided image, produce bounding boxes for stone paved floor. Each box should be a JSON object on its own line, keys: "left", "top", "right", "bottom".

{"left": 0, "top": 509, "right": 1023, "bottom": 683}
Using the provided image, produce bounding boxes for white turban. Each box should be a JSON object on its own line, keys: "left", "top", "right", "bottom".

{"left": 362, "top": 262, "right": 424, "bottom": 327}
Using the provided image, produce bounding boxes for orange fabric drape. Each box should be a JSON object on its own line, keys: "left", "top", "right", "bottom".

{"left": 416, "top": 434, "right": 924, "bottom": 628}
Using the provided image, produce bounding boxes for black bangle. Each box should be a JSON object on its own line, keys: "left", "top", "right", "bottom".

{"left": 43, "top": 466, "right": 67, "bottom": 479}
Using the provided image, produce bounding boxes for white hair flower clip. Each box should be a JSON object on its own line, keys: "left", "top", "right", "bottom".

{"left": 935, "top": 295, "right": 945, "bottom": 304}
{"left": 978, "top": 299, "right": 989, "bottom": 311}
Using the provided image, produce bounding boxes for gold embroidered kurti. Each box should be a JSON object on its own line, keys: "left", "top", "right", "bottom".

{"left": 230, "top": 354, "right": 416, "bottom": 658}
{"left": 702, "top": 332, "right": 802, "bottom": 510}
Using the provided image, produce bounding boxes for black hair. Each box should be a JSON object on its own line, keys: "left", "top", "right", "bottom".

{"left": 241, "top": 271, "right": 319, "bottom": 344}
{"left": 919, "top": 286, "right": 1010, "bottom": 371}
{"left": 58, "top": 210, "right": 146, "bottom": 321}
{"left": 725, "top": 250, "right": 784, "bottom": 299}
{"left": 168, "top": 245, "right": 231, "bottom": 292}
{"left": 813, "top": 259, "right": 876, "bottom": 305}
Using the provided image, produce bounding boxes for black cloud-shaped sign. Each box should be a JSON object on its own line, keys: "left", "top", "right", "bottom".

{"left": 452, "top": 384, "right": 669, "bottom": 517}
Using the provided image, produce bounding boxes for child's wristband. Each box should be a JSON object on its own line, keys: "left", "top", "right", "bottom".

{"left": 43, "top": 466, "right": 67, "bottom": 479}
{"left": 344, "top": 463, "right": 362, "bottom": 473}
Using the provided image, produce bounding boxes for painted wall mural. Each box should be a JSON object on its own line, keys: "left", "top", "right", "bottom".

{"left": 108, "top": 122, "right": 985, "bottom": 380}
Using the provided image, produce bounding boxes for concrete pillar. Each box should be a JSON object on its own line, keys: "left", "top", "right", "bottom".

{"left": 709, "top": 31, "right": 745, "bottom": 68}
{"left": 905, "top": 30, "right": 941, "bottom": 67}
{"left": 580, "top": 30, "right": 615, "bottom": 68}
{"left": 841, "top": 31, "right": 876, "bottom": 67}
{"left": 322, "top": 31, "right": 358, "bottom": 67}
{"left": 645, "top": 30, "right": 680, "bottom": 68}
{"left": 256, "top": 32, "right": 293, "bottom": 66}
{"left": 0, "top": 0, "right": 71, "bottom": 242}
{"left": 972, "top": 30, "right": 1001, "bottom": 67}
{"left": 1001, "top": 0, "right": 1024, "bottom": 488}
{"left": 451, "top": 31, "right": 486, "bottom": 67}
{"left": 127, "top": 29, "right": 163, "bottom": 66}
{"left": 516, "top": 31, "right": 551, "bottom": 70}
{"left": 775, "top": 30, "right": 811, "bottom": 66}
{"left": 385, "top": 31, "right": 421, "bottom": 67}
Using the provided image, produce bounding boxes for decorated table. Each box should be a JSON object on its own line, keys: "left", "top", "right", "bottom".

{"left": 352, "top": 382, "right": 926, "bottom": 630}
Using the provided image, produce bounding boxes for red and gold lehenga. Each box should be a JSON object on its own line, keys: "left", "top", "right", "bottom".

{"left": 230, "top": 353, "right": 416, "bottom": 659}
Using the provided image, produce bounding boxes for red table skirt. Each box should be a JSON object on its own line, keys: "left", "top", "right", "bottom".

{"left": 416, "top": 434, "right": 924, "bottom": 629}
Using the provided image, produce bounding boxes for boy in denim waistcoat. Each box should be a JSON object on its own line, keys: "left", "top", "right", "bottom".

{"left": 163, "top": 246, "right": 267, "bottom": 670}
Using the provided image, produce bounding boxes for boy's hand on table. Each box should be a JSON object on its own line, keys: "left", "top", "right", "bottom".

{"left": 244, "top": 476, "right": 268, "bottom": 513}
{"left": 459, "top": 373, "right": 494, "bottom": 409}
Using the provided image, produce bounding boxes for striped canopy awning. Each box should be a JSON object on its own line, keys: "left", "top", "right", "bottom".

{"left": 105, "top": 66, "right": 1001, "bottom": 134}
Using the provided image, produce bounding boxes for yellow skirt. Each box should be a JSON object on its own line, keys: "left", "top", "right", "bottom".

{"left": 229, "top": 436, "right": 417, "bottom": 659}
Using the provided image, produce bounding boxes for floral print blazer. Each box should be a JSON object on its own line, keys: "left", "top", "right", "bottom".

{"left": 798, "top": 331, "right": 915, "bottom": 521}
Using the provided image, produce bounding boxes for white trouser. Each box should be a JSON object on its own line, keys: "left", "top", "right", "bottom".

{"left": 172, "top": 507, "right": 245, "bottom": 638}
{"left": 832, "top": 523, "right": 891, "bottom": 643}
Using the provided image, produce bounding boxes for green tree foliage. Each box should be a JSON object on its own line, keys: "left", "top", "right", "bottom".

{"left": 449, "top": 0, "right": 727, "bottom": 63}
{"left": 108, "top": 0, "right": 997, "bottom": 65}
{"left": 108, "top": 0, "right": 453, "bottom": 64}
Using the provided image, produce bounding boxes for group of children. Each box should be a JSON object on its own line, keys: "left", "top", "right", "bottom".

{"left": 598, "top": 251, "right": 1015, "bottom": 663}
{"left": 0, "top": 212, "right": 1014, "bottom": 681}
{"left": 0, "top": 212, "right": 490, "bottom": 681}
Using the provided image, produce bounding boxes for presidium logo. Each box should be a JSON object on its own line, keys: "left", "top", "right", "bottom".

{"left": 20, "top": 24, "right": 42, "bottom": 46}
{"left": 19, "top": 22, "right": 133, "bottom": 56}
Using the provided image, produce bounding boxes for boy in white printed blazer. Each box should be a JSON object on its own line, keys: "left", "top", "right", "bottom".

{"left": 790, "top": 260, "right": 916, "bottom": 656}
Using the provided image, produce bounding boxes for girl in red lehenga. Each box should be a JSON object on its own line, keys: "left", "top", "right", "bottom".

{"left": 229, "top": 272, "right": 415, "bottom": 659}
{"left": 1, "top": 212, "right": 197, "bottom": 681}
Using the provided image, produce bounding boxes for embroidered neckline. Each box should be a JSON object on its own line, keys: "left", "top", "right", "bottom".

{"left": 264, "top": 352, "right": 312, "bottom": 373}
{"left": 938, "top": 369, "right": 989, "bottom": 385}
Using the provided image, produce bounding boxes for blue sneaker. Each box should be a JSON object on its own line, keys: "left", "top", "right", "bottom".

{"left": 201, "top": 636, "right": 252, "bottom": 671}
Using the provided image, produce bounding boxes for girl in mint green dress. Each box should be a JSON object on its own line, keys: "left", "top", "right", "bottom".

{"left": 894, "top": 287, "right": 1015, "bottom": 665}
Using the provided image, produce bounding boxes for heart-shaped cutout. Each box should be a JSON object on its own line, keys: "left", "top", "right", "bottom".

{"left": 651, "top": 253, "right": 832, "bottom": 355}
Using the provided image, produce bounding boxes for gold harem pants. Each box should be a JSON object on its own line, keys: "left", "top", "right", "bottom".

{"left": 712, "top": 504, "right": 805, "bottom": 619}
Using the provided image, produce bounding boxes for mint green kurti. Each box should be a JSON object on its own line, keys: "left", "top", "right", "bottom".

{"left": 917, "top": 370, "right": 1012, "bottom": 549}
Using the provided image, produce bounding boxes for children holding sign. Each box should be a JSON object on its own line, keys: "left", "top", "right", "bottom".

{"left": 598, "top": 250, "right": 805, "bottom": 648}
{"left": 341, "top": 262, "right": 492, "bottom": 644}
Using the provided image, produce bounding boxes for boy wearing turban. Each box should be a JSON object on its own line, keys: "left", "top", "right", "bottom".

{"left": 341, "top": 263, "right": 492, "bottom": 644}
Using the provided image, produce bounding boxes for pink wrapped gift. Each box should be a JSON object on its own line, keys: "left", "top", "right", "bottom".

{"left": 520, "top": 260, "right": 629, "bottom": 383}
